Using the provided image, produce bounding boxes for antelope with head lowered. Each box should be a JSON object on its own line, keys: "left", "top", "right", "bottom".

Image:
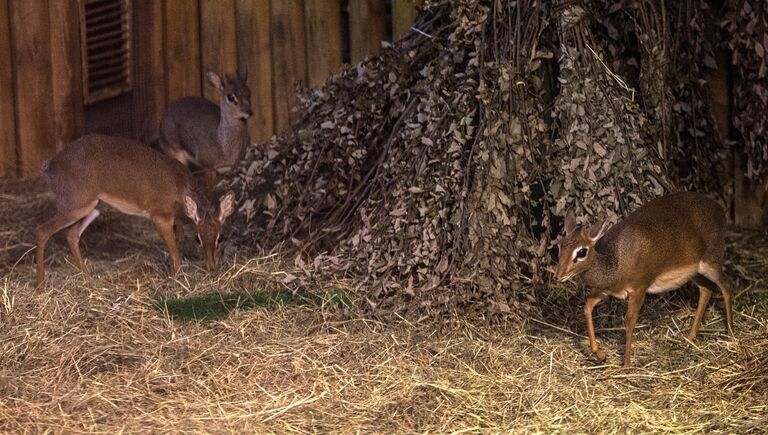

{"left": 35, "top": 134, "right": 235, "bottom": 287}
{"left": 555, "top": 192, "right": 735, "bottom": 368}
{"left": 159, "top": 68, "right": 252, "bottom": 188}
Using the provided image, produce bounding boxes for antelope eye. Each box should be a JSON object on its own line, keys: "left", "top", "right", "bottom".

{"left": 227, "top": 94, "right": 237, "bottom": 104}
{"left": 575, "top": 247, "right": 588, "bottom": 260}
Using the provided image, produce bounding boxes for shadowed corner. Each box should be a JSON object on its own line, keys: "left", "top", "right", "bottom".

{"left": 154, "top": 290, "right": 352, "bottom": 321}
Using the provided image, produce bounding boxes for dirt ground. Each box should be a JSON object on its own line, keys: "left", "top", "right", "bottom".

{"left": 1, "top": 179, "right": 767, "bottom": 434}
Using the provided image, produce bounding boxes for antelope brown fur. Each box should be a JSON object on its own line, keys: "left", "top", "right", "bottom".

{"left": 35, "top": 134, "right": 235, "bottom": 287}
{"left": 159, "top": 69, "right": 252, "bottom": 188}
{"left": 555, "top": 192, "right": 735, "bottom": 368}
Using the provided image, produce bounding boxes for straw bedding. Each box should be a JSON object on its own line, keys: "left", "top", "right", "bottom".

{"left": 1, "top": 179, "right": 766, "bottom": 433}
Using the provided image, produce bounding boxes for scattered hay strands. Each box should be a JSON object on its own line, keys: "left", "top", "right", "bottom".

{"left": 1, "top": 179, "right": 767, "bottom": 433}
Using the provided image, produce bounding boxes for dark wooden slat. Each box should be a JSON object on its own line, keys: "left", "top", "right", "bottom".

{"left": 0, "top": 0, "right": 17, "bottom": 177}
{"left": 50, "top": 0, "right": 84, "bottom": 152}
{"left": 86, "top": 33, "right": 128, "bottom": 52}
{"left": 88, "top": 55, "right": 127, "bottom": 71}
{"left": 84, "top": 0, "right": 121, "bottom": 18}
{"left": 84, "top": 12, "right": 125, "bottom": 34}
{"left": 270, "top": 0, "right": 307, "bottom": 132}
{"left": 348, "top": 0, "right": 386, "bottom": 64}
{"left": 10, "top": 0, "right": 55, "bottom": 176}
{"left": 304, "top": 0, "right": 342, "bottom": 89}
{"left": 86, "top": 27, "right": 127, "bottom": 45}
{"left": 164, "top": 0, "right": 201, "bottom": 103}
{"left": 89, "top": 64, "right": 129, "bottom": 81}
{"left": 85, "top": 9, "right": 121, "bottom": 24}
{"left": 236, "top": 0, "right": 273, "bottom": 143}
{"left": 200, "top": 0, "right": 238, "bottom": 102}
{"left": 87, "top": 46, "right": 127, "bottom": 62}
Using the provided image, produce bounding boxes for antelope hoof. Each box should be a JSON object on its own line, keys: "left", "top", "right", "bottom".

{"left": 593, "top": 348, "right": 606, "bottom": 362}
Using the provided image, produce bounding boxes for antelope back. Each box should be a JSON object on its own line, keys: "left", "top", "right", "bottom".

{"left": 43, "top": 134, "right": 192, "bottom": 215}
{"left": 556, "top": 192, "right": 726, "bottom": 288}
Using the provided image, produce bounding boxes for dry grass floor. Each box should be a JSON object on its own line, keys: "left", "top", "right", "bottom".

{"left": 1, "top": 179, "right": 767, "bottom": 434}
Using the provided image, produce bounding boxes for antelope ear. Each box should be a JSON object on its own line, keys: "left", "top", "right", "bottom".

{"left": 238, "top": 65, "right": 248, "bottom": 82}
{"left": 564, "top": 210, "right": 577, "bottom": 235}
{"left": 218, "top": 191, "right": 235, "bottom": 222}
{"left": 184, "top": 195, "right": 200, "bottom": 224}
{"left": 206, "top": 72, "right": 224, "bottom": 90}
{"left": 587, "top": 221, "right": 608, "bottom": 241}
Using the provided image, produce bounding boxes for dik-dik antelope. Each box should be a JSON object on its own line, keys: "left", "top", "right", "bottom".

{"left": 159, "top": 69, "right": 252, "bottom": 188}
{"left": 555, "top": 192, "right": 735, "bottom": 368}
{"left": 35, "top": 134, "right": 235, "bottom": 287}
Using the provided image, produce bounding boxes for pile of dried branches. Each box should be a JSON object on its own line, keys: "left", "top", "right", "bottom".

{"left": 226, "top": 0, "right": 760, "bottom": 315}
{"left": 725, "top": 0, "right": 768, "bottom": 180}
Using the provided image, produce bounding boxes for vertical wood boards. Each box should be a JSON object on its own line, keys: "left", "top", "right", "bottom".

{"left": 0, "top": 0, "right": 17, "bottom": 177}
{"left": 236, "top": 0, "right": 274, "bottom": 143}
{"left": 304, "top": 0, "right": 342, "bottom": 89}
{"left": 392, "top": 0, "right": 420, "bottom": 41}
{"left": 10, "top": 0, "right": 55, "bottom": 176}
{"left": 270, "top": 0, "right": 307, "bottom": 132}
{"left": 348, "top": 0, "right": 386, "bottom": 64}
{"left": 200, "top": 0, "right": 238, "bottom": 102}
{"left": 133, "top": 0, "right": 166, "bottom": 142}
{"left": 49, "top": 0, "right": 83, "bottom": 153}
{"left": 164, "top": 0, "right": 201, "bottom": 104}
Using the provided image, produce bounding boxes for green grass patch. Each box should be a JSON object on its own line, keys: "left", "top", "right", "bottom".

{"left": 155, "top": 290, "right": 351, "bottom": 321}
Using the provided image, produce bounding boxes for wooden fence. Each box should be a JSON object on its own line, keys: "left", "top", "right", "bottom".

{"left": 0, "top": 0, "right": 423, "bottom": 178}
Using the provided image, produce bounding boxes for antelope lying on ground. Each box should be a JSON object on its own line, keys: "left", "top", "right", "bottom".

{"left": 35, "top": 134, "right": 235, "bottom": 287}
{"left": 159, "top": 69, "right": 252, "bottom": 188}
{"left": 555, "top": 192, "right": 735, "bottom": 368}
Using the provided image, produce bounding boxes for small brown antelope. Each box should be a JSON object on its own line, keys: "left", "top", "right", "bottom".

{"left": 555, "top": 192, "right": 735, "bottom": 368}
{"left": 159, "top": 69, "right": 252, "bottom": 188}
{"left": 35, "top": 134, "right": 235, "bottom": 287}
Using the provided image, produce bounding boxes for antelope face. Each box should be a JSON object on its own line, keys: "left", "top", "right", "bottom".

{"left": 184, "top": 192, "right": 235, "bottom": 270}
{"left": 556, "top": 234, "right": 594, "bottom": 282}
{"left": 207, "top": 70, "right": 253, "bottom": 122}
{"left": 555, "top": 210, "right": 606, "bottom": 282}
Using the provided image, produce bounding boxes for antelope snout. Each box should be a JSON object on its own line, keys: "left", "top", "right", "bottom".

{"left": 203, "top": 245, "right": 219, "bottom": 271}
{"left": 240, "top": 108, "right": 253, "bottom": 120}
{"left": 555, "top": 264, "right": 572, "bottom": 282}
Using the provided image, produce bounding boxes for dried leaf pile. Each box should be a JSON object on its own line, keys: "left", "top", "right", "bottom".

{"left": 726, "top": 0, "right": 768, "bottom": 180}
{"left": 226, "top": 0, "right": 767, "bottom": 316}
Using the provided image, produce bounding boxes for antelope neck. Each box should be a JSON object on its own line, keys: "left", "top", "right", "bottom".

{"left": 581, "top": 241, "right": 619, "bottom": 291}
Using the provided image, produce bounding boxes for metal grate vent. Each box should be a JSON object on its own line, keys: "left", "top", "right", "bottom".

{"left": 80, "top": 0, "right": 132, "bottom": 104}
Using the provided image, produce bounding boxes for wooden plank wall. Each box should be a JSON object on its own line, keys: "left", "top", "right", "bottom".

{"left": 10, "top": 0, "right": 55, "bottom": 177}
{"left": 49, "top": 0, "right": 83, "bottom": 154}
{"left": 2, "top": 0, "right": 422, "bottom": 178}
{"left": 304, "top": 0, "right": 342, "bottom": 89}
{"left": 392, "top": 0, "right": 421, "bottom": 40}
{"left": 236, "top": 0, "right": 273, "bottom": 143}
{"left": 132, "top": 0, "right": 165, "bottom": 143}
{"left": 0, "top": 0, "right": 16, "bottom": 177}
{"left": 163, "top": 0, "right": 201, "bottom": 104}
{"left": 200, "top": 0, "right": 238, "bottom": 102}
{"left": 270, "top": 1, "right": 308, "bottom": 132}
{"left": 348, "top": 0, "right": 387, "bottom": 64}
